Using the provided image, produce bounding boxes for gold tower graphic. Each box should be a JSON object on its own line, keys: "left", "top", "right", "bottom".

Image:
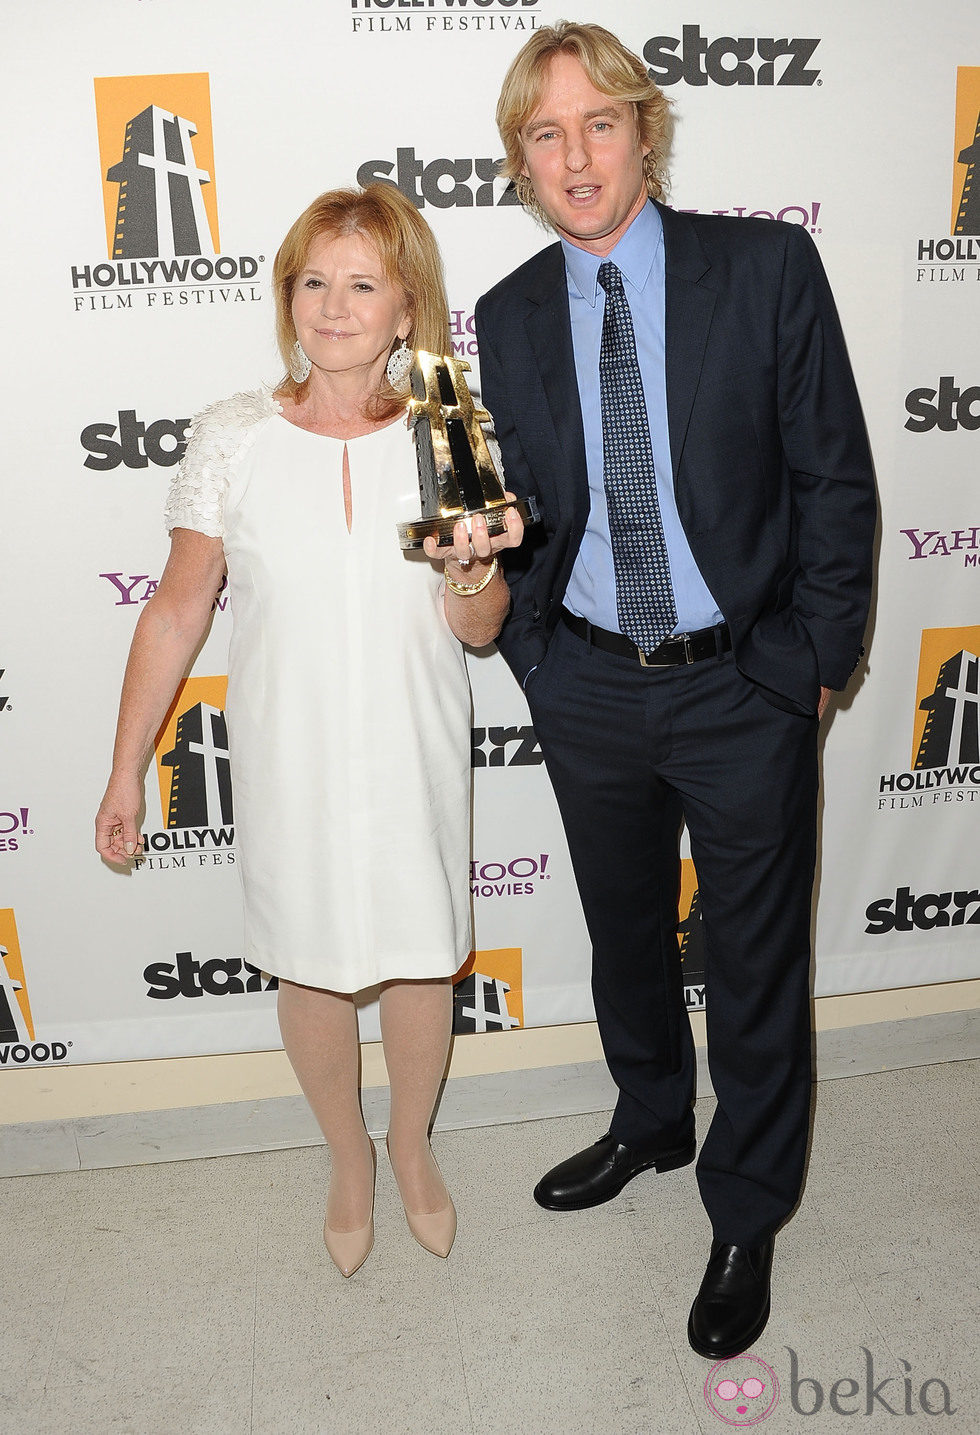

{"left": 915, "top": 650, "right": 980, "bottom": 768}
{"left": 107, "top": 106, "right": 213, "bottom": 259}
{"left": 952, "top": 69, "right": 980, "bottom": 235}
{"left": 955, "top": 109, "right": 980, "bottom": 236}
{"left": 94, "top": 74, "right": 219, "bottom": 259}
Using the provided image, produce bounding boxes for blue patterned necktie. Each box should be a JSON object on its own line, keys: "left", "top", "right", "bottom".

{"left": 597, "top": 260, "right": 677, "bottom": 651}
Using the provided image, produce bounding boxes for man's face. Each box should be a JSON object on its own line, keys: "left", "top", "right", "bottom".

{"left": 519, "top": 52, "right": 651, "bottom": 256}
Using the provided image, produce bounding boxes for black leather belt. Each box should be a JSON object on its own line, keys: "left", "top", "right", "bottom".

{"left": 561, "top": 610, "right": 731, "bottom": 667}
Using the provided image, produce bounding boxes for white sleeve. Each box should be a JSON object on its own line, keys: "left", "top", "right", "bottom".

{"left": 480, "top": 421, "right": 506, "bottom": 485}
{"left": 164, "top": 410, "right": 229, "bottom": 539}
{"left": 164, "top": 389, "right": 280, "bottom": 538}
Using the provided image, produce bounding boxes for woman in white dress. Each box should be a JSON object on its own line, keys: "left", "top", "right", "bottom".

{"left": 95, "top": 185, "right": 524, "bottom": 1276}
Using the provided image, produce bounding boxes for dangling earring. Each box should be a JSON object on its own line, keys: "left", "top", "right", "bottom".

{"left": 385, "top": 338, "right": 413, "bottom": 392}
{"left": 289, "top": 339, "right": 312, "bottom": 383}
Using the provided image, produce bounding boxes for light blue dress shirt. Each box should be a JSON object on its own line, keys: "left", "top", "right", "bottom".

{"left": 561, "top": 201, "right": 723, "bottom": 636}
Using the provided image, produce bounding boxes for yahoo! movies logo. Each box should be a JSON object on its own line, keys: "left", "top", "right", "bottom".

{"left": 470, "top": 853, "right": 550, "bottom": 899}
{"left": 0, "top": 806, "right": 34, "bottom": 855}
{"left": 451, "top": 308, "right": 479, "bottom": 360}
{"left": 73, "top": 74, "right": 263, "bottom": 312}
{"left": 99, "top": 570, "right": 229, "bottom": 612}
{"left": 915, "top": 67, "right": 980, "bottom": 282}
{"left": 878, "top": 627, "right": 980, "bottom": 811}
{"left": 679, "top": 201, "right": 823, "bottom": 234}
{"left": 0, "top": 911, "right": 70, "bottom": 1067}
{"left": 452, "top": 947, "right": 522, "bottom": 1033}
{"left": 900, "top": 522, "right": 980, "bottom": 568}
{"left": 137, "top": 675, "right": 237, "bottom": 868}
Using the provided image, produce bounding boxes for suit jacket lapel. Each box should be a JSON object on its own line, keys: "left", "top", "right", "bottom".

{"left": 657, "top": 202, "right": 715, "bottom": 473}
{"left": 517, "top": 212, "right": 714, "bottom": 500}
{"left": 523, "top": 247, "right": 589, "bottom": 497}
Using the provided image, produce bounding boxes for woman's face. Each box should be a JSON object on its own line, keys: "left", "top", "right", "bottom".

{"left": 291, "top": 230, "right": 411, "bottom": 385}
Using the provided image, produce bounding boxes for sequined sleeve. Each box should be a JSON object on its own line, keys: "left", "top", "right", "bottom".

{"left": 164, "top": 388, "right": 282, "bottom": 538}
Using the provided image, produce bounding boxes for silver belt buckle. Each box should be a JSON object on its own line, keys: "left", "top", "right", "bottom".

{"left": 637, "top": 643, "right": 668, "bottom": 668}
{"left": 683, "top": 633, "right": 696, "bottom": 664}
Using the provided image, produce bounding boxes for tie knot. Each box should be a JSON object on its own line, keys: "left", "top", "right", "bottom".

{"left": 597, "top": 261, "right": 624, "bottom": 297}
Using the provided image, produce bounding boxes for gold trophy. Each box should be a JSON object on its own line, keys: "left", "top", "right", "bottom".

{"left": 397, "top": 350, "right": 539, "bottom": 549}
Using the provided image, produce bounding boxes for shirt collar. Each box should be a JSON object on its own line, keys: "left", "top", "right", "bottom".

{"left": 562, "top": 199, "right": 663, "bottom": 306}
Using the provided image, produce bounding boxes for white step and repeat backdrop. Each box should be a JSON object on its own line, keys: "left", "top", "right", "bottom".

{"left": 2, "top": 1, "right": 978, "bottom": 1073}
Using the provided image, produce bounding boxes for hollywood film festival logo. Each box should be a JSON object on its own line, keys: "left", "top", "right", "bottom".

{"left": 678, "top": 858, "right": 707, "bottom": 1012}
{"left": 868, "top": 629, "right": 979, "bottom": 939}
{"left": 915, "top": 66, "right": 980, "bottom": 283}
{"left": 350, "top": 0, "right": 542, "bottom": 38}
{"left": 452, "top": 947, "right": 523, "bottom": 1034}
{"left": 136, "top": 675, "right": 236, "bottom": 871}
{"left": 877, "top": 627, "right": 980, "bottom": 814}
{"left": 72, "top": 73, "right": 263, "bottom": 313}
{"left": 0, "top": 910, "right": 70, "bottom": 1067}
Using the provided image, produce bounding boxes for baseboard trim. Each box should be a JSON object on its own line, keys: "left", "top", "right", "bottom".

{"left": 2, "top": 1008, "right": 976, "bottom": 1178}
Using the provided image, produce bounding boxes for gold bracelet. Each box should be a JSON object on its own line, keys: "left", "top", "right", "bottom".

{"left": 445, "top": 555, "right": 498, "bottom": 596}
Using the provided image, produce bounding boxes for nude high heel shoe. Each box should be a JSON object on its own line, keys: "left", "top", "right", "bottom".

{"left": 387, "top": 1137, "right": 457, "bottom": 1259}
{"left": 324, "top": 1144, "right": 376, "bottom": 1277}
{"left": 404, "top": 1200, "right": 456, "bottom": 1260}
{"left": 323, "top": 1215, "right": 374, "bottom": 1278}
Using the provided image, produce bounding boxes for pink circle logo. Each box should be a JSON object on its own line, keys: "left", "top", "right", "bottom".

{"left": 704, "top": 1355, "right": 779, "bottom": 1425}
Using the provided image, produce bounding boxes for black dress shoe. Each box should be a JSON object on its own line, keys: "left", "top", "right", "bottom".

{"left": 687, "top": 1237, "right": 774, "bottom": 1359}
{"left": 533, "top": 1131, "right": 696, "bottom": 1211}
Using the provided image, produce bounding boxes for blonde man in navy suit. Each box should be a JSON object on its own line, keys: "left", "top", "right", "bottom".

{"left": 476, "top": 21, "right": 876, "bottom": 1359}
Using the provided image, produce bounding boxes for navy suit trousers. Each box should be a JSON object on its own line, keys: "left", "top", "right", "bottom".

{"left": 526, "top": 619, "right": 819, "bottom": 1245}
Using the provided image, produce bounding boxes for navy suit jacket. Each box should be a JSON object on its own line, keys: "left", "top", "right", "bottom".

{"left": 475, "top": 202, "right": 877, "bottom": 715}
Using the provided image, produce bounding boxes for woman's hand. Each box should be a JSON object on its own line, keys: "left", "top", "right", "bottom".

{"left": 95, "top": 773, "right": 145, "bottom": 866}
{"left": 422, "top": 493, "right": 525, "bottom": 647}
{"left": 422, "top": 491, "right": 526, "bottom": 570}
{"left": 94, "top": 528, "right": 225, "bottom": 868}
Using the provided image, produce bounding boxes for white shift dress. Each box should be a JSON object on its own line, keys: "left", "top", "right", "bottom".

{"left": 165, "top": 388, "right": 472, "bottom": 992}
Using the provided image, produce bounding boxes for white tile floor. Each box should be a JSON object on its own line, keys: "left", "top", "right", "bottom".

{"left": 3, "top": 1059, "right": 978, "bottom": 1434}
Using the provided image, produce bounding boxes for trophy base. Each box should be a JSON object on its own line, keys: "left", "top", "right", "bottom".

{"left": 397, "top": 496, "right": 539, "bottom": 550}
